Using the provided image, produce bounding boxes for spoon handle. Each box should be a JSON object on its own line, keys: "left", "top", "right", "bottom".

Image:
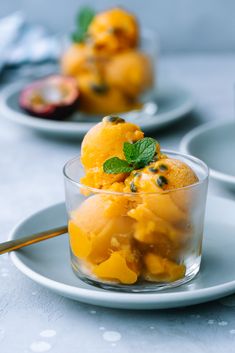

{"left": 0, "top": 225, "right": 68, "bottom": 255}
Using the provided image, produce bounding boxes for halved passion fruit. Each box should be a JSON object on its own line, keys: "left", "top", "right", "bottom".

{"left": 19, "top": 75, "right": 80, "bottom": 120}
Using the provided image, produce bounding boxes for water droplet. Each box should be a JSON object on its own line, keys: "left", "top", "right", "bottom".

{"left": 30, "top": 341, "right": 51, "bottom": 352}
{"left": 218, "top": 321, "right": 228, "bottom": 326}
{"left": 1, "top": 273, "right": 9, "bottom": 277}
{"left": 191, "top": 314, "right": 201, "bottom": 319}
{"left": 230, "top": 329, "right": 235, "bottom": 335}
{"left": 103, "top": 331, "right": 121, "bottom": 342}
{"left": 208, "top": 320, "right": 215, "bottom": 324}
{"left": 150, "top": 326, "right": 155, "bottom": 330}
{"left": 32, "top": 291, "right": 38, "bottom": 296}
{"left": 0, "top": 268, "right": 9, "bottom": 273}
{"left": 40, "top": 330, "right": 56, "bottom": 338}
{"left": 99, "top": 327, "right": 105, "bottom": 330}
{"left": 90, "top": 310, "right": 96, "bottom": 314}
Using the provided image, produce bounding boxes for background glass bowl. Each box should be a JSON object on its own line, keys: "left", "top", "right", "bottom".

{"left": 63, "top": 151, "right": 208, "bottom": 292}
{"left": 60, "top": 29, "right": 158, "bottom": 116}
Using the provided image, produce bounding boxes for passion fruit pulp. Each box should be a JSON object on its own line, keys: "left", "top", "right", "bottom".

{"left": 19, "top": 75, "right": 80, "bottom": 120}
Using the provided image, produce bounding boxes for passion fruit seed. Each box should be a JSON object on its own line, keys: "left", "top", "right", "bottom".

{"left": 133, "top": 172, "right": 141, "bottom": 177}
{"left": 130, "top": 181, "right": 137, "bottom": 192}
{"left": 156, "top": 175, "right": 168, "bottom": 188}
{"left": 148, "top": 167, "right": 158, "bottom": 173}
{"left": 159, "top": 164, "right": 168, "bottom": 171}
{"left": 108, "top": 27, "right": 120, "bottom": 34}
{"left": 90, "top": 83, "right": 109, "bottom": 94}
{"left": 103, "top": 116, "right": 125, "bottom": 124}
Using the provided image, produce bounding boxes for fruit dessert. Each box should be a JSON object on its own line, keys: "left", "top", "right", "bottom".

{"left": 61, "top": 7, "right": 154, "bottom": 114}
{"left": 68, "top": 116, "right": 201, "bottom": 285}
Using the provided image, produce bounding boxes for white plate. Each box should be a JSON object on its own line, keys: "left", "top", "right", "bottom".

{"left": 9, "top": 196, "right": 235, "bottom": 310}
{"left": 180, "top": 120, "right": 235, "bottom": 189}
{"left": 0, "top": 81, "right": 194, "bottom": 138}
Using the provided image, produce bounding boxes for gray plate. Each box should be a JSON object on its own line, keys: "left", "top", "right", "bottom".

{"left": 9, "top": 195, "right": 235, "bottom": 310}
{"left": 0, "top": 81, "right": 194, "bottom": 138}
{"left": 180, "top": 120, "right": 235, "bottom": 189}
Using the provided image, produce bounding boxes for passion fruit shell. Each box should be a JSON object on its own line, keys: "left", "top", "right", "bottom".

{"left": 19, "top": 75, "right": 80, "bottom": 120}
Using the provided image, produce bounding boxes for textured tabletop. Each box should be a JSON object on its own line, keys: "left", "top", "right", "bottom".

{"left": 0, "top": 54, "right": 235, "bottom": 353}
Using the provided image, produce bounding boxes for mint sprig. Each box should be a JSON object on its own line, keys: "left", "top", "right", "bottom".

{"left": 124, "top": 137, "right": 157, "bottom": 169}
{"left": 71, "top": 7, "right": 95, "bottom": 43}
{"left": 103, "top": 157, "right": 134, "bottom": 174}
{"left": 103, "top": 137, "right": 158, "bottom": 174}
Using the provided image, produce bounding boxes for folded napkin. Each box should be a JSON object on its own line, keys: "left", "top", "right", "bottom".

{"left": 0, "top": 12, "right": 60, "bottom": 73}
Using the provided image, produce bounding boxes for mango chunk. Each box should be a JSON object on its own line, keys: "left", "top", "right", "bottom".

{"left": 144, "top": 253, "right": 186, "bottom": 282}
{"left": 68, "top": 221, "right": 92, "bottom": 259}
{"left": 143, "top": 194, "right": 187, "bottom": 224}
{"left": 129, "top": 204, "right": 182, "bottom": 243}
{"left": 93, "top": 251, "right": 138, "bottom": 284}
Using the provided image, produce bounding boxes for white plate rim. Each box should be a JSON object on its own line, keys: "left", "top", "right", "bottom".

{"left": 180, "top": 119, "right": 235, "bottom": 185}
{"left": 0, "top": 81, "right": 195, "bottom": 135}
{"left": 8, "top": 196, "right": 235, "bottom": 308}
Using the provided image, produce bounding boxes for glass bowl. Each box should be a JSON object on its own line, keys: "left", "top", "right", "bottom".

{"left": 63, "top": 151, "right": 208, "bottom": 292}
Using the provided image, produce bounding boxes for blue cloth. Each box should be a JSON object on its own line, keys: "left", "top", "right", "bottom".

{"left": 0, "top": 12, "right": 60, "bottom": 72}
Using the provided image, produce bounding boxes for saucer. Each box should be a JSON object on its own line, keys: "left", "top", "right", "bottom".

{"left": 9, "top": 196, "right": 235, "bottom": 310}
{"left": 0, "top": 81, "right": 194, "bottom": 138}
{"left": 180, "top": 120, "right": 235, "bottom": 190}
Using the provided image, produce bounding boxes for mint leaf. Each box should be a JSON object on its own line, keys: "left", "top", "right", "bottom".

{"left": 71, "top": 32, "right": 84, "bottom": 43}
{"left": 123, "top": 142, "right": 138, "bottom": 164}
{"left": 124, "top": 138, "right": 157, "bottom": 168}
{"left": 103, "top": 157, "right": 134, "bottom": 174}
{"left": 77, "top": 7, "right": 95, "bottom": 32}
{"left": 71, "top": 7, "right": 95, "bottom": 43}
{"left": 103, "top": 136, "right": 159, "bottom": 175}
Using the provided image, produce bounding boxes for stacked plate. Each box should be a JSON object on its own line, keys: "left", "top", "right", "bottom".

{"left": 181, "top": 120, "right": 235, "bottom": 190}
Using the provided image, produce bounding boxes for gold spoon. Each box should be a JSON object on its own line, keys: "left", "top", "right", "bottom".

{"left": 0, "top": 225, "right": 68, "bottom": 255}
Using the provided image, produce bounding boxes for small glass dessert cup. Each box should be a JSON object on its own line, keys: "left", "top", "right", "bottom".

{"left": 61, "top": 30, "right": 157, "bottom": 115}
{"left": 61, "top": 7, "right": 158, "bottom": 115}
{"left": 63, "top": 151, "right": 208, "bottom": 292}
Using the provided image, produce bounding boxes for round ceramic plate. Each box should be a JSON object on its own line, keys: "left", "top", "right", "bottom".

{"left": 9, "top": 195, "right": 235, "bottom": 310}
{"left": 0, "top": 81, "right": 194, "bottom": 138}
{"left": 180, "top": 120, "right": 235, "bottom": 189}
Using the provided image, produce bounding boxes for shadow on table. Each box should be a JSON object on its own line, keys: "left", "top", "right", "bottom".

{"left": 63, "top": 294, "right": 225, "bottom": 319}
